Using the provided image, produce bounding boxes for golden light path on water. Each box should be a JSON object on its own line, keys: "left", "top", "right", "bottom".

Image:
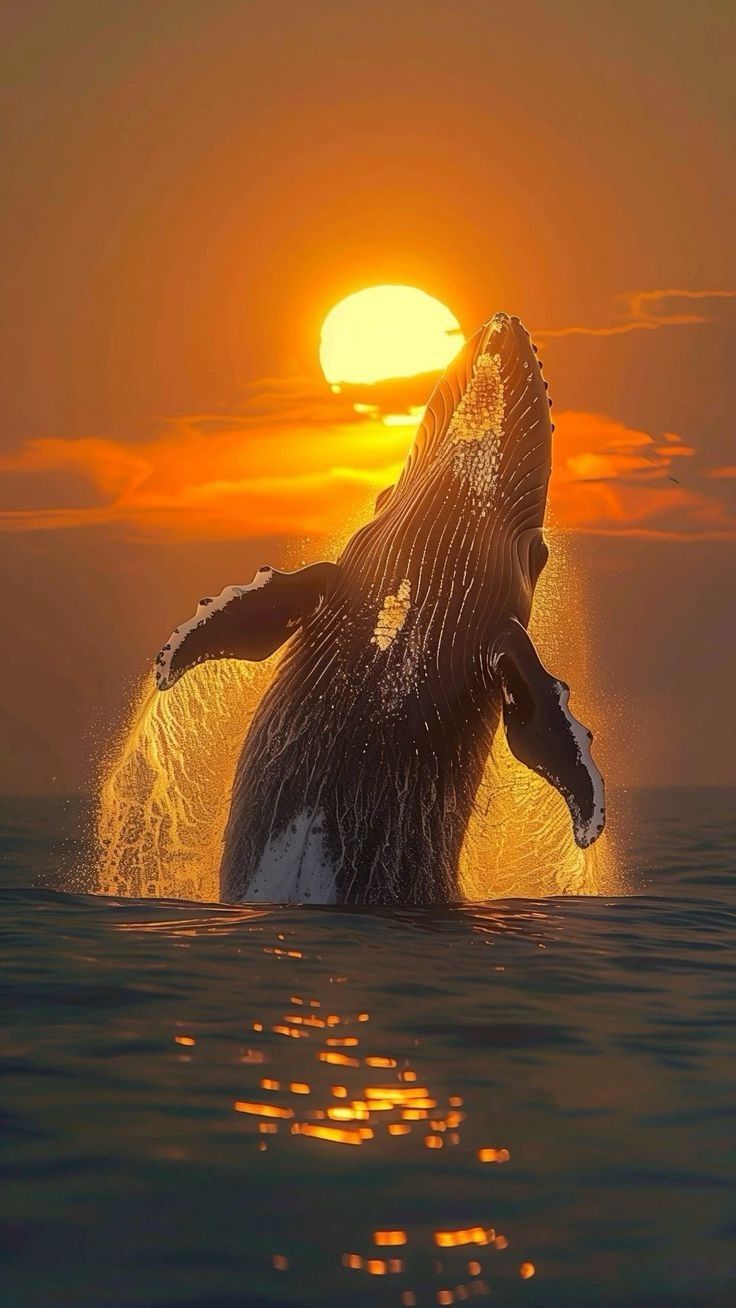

{"left": 108, "top": 915, "right": 543, "bottom": 1300}
{"left": 95, "top": 494, "right": 619, "bottom": 900}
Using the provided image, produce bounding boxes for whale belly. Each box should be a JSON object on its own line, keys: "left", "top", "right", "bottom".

{"left": 240, "top": 809, "right": 337, "bottom": 905}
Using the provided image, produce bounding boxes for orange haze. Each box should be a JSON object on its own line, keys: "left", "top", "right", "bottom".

{"left": 0, "top": 1, "right": 734, "bottom": 794}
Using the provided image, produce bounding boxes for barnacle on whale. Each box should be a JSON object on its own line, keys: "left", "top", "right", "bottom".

{"left": 447, "top": 351, "right": 505, "bottom": 446}
{"left": 447, "top": 351, "right": 505, "bottom": 506}
{"left": 372, "top": 579, "right": 412, "bottom": 652}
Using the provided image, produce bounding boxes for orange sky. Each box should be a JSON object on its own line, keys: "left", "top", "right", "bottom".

{"left": 1, "top": 0, "right": 734, "bottom": 791}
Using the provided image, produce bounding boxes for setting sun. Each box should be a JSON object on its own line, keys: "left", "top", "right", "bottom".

{"left": 319, "top": 285, "right": 462, "bottom": 386}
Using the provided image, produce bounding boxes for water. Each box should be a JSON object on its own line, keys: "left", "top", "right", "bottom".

{"left": 1, "top": 789, "right": 735, "bottom": 1307}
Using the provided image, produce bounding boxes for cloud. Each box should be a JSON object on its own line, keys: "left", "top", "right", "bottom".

{"left": 550, "top": 411, "right": 735, "bottom": 539}
{"left": 536, "top": 288, "right": 736, "bottom": 341}
{"left": 2, "top": 287, "right": 733, "bottom": 544}
{"left": 0, "top": 379, "right": 408, "bottom": 539}
{"left": 0, "top": 437, "right": 151, "bottom": 501}
{"left": 0, "top": 381, "right": 733, "bottom": 542}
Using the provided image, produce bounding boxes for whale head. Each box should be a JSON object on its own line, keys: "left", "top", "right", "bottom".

{"left": 340, "top": 312, "right": 552, "bottom": 658}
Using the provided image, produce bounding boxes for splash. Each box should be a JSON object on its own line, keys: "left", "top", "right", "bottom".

{"left": 95, "top": 518, "right": 619, "bottom": 901}
{"left": 459, "top": 527, "right": 619, "bottom": 899}
{"left": 95, "top": 657, "right": 277, "bottom": 900}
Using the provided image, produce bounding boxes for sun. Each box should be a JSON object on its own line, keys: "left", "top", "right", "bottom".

{"left": 319, "top": 285, "right": 462, "bottom": 386}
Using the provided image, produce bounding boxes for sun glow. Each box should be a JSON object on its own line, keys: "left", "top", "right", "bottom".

{"left": 319, "top": 285, "right": 462, "bottom": 386}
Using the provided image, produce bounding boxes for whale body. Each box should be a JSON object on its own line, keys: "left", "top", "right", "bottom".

{"left": 155, "top": 313, "right": 605, "bottom": 904}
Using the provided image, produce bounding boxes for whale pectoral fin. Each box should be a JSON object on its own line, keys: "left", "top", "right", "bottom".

{"left": 492, "top": 619, "right": 605, "bottom": 848}
{"left": 154, "top": 561, "right": 341, "bottom": 690}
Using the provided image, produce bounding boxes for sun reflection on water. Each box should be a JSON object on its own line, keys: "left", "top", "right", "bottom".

{"left": 100, "top": 882, "right": 615, "bottom": 1303}
{"left": 147, "top": 918, "right": 540, "bottom": 1305}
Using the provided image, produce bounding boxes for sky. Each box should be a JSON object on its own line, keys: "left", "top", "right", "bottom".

{"left": 0, "top": 0, "right": 734, "bottom": 793}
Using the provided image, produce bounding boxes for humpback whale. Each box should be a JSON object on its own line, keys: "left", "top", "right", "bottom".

{"left": 155, "top": 313, "right": 605, "bottom": 904}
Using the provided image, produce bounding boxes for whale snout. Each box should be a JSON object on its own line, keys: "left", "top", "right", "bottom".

{"left": 487, "top": 310, "right": 538, "bottom": 363}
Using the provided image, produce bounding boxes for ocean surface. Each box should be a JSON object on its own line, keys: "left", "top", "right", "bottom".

{"left": 1, "top": 788, "right": 735, "bottom": 1308}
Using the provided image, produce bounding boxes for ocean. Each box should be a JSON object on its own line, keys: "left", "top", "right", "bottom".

{"left": 1, "top": 788, "right": 734, "bottom": 1307}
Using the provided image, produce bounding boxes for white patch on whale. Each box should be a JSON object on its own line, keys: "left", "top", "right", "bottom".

{"left": 552, "top": 678, "right": 606, "bottom": 847}
{"left": 372, "top": 579, "right": 412, "bottom": 651}
{"left": 241, "top": 810, "right": 337, "bottom": 904}
{"left": 371, "top": 579, "right": 425, "bottom": 712}
{"left": 155, "top": 567, "right": 274, "bottom": 690}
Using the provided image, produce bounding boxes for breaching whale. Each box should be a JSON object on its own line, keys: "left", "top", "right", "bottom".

{"left": 155, "top": 313, "right": 605, "bottom": 904}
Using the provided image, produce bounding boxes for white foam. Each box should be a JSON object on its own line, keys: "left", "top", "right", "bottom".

{"left": 241, "top": 810, "right": 337, "bottom": 904}
{"left": 155, "top": 567, "right": 274, "bottom": 690}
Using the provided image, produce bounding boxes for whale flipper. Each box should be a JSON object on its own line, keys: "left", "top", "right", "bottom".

{"left": 492, "top": 619, "right": 605, "bottom": 848}
{"left": 155, "top": 562, "right": 340, "bottom": 690}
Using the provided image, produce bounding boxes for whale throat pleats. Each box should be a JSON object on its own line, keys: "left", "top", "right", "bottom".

{"left": 492, "top": 618, "right": 605, "bottom": 849}
{"left": 155, "top": 562, "right": 341, "bottom": 690}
